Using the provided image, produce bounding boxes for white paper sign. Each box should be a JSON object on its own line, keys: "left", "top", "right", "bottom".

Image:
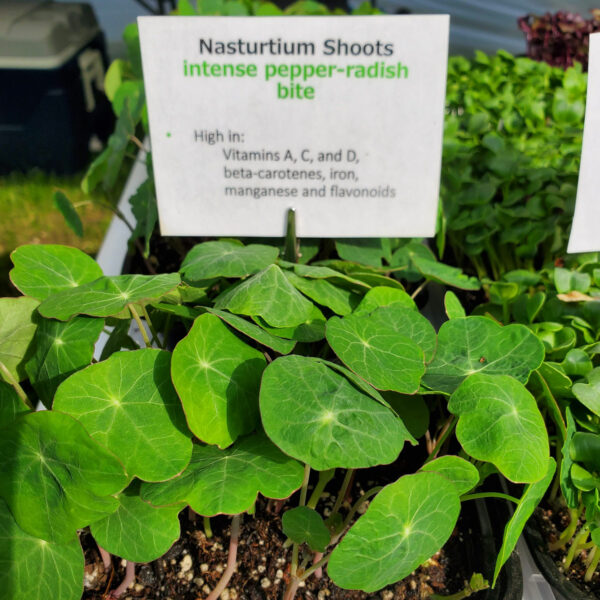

{"left": 138, "top": 15, "right": 449, "bottom": 237}
{"left": 569, "top": 33, "right": 600, "bottom": 253}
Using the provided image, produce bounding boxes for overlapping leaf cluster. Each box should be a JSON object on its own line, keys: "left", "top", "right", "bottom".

{"left": 479, "top": 254, "right": 600, "bottom": 581}
{"left": 0, "top": 239, "right": 555, "bottom": 598}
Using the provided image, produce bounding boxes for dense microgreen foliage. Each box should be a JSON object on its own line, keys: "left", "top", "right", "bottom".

{"left": 442, "top": 51, "right": 585, "bottom": 279}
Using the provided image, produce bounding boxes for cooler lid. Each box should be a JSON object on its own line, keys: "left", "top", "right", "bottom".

{"left": 0, "top": 1, "right": 100, "bottom": 69}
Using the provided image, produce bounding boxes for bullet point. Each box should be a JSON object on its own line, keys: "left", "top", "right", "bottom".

{"left": 166, "top": 132, "right": 172, "bottom": 138}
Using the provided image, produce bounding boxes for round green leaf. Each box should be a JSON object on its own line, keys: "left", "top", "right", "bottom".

{"left": 353, "top": 287, "right": 416, "bottom": 315}
{"left": 371, "top": 305, "right": 437, "bottom": 363}
{"left": 172, "top": 314, "right": 266, "bottom": 448}
{"left": 326, "top": 307, "right": 433, "bottom": 394}
{"left": 421, "top": 455, "right": 479, "bottom": 495}
{"left": 282, "top": 506, "right": 330, "bottom": 552}
{"left": 10, "top": 244, "right": 102, "bottom": 301}
{"left": 328, "top": 471, "right": 461, "bottom": 592}
{"left": 38, "top": 273, "right": 181, "bottom": 320}
{"left": 141, "top": 432, "right": 304, "bottom": 515}
{"left": 25, "top": 316, "right": 104, "bottom": 408}
{"left": 91, "top": 482, "right": 181, "bottom": 563}
{"left": 0, "top": 297, "right": 39, "bottom": 383}
{"left": 214, "top": 264, "right": 314, "bottom": 328}
{"left": 449, "top": 374, "right": 549, "bottom": 483}
{"left": 54, "top": 349, "right": 192, "bottom": 482}
{"left": 260, "top": 356, "right": 411, "bottom": 470}
{"left": 423, "top": 316, "right": 544, "bottom": 394}
{"left": 0, "top": 499, "right": 84, "bottom": 600}
{"left": 0, "top": 411, "right": 128, "bottom": 542}
{"left": 181, "top": 240, "right": 279, "bottom": 281}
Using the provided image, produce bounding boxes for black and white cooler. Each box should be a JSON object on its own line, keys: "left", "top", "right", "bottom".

{"left": 0, "top": 1, "right": 114, "bottom": 174}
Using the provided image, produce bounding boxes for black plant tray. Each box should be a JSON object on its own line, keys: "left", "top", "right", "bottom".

{"left": 524, "top": 510, "right": 597, "bottom": 600}
{"left": 465, "top": 499, "right": 523, "bottom": 600}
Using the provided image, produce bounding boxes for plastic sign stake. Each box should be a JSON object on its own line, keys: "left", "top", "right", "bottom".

{"left": 569, "top": 33, "right": 600, "bottom": 253}
{"left": 138, "top": 15, "right": 449, "bottom": 238}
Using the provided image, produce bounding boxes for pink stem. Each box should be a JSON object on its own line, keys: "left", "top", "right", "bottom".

{"left": 110, "top": 561, "right": 136, "bottom": 598}
{"left": 283, "top": 577, "right": 300, "bottom": 600}
{"left": 312, "top": 552, "right": 324, "bottom": 579}
{"left": 205, "top": 515, "right": 242, "bottom": 600}
{"left": 97, "top": 544, "right": 112, "bottom": 572}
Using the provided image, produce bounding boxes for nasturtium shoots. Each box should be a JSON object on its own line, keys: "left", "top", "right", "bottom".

{"left": 260, "top": 355, "right": 412, "bottom": 470}
{"left": 0, "top": 411, "right": 128, "bottom": 542}
{"left": 282, "top": 506, "right": 331, "bottom": 552}
{"left": 421, "top": 455, "right": 479, "bottom": 495}
{"left": 448, "top": 373, "right": 549, "bottom": 483}
{"left": 353, "top": 286, "right": 416, "bottom": 314}
{"left": 0, "top": 297, "right": 39, "bottom": 383}
{"left": 91, "top": 481, "right": 182, "bottom": 563}
{"left": 493, "top": 458, "right": 556, "bottom": 586}
{"left": 10, "top": 244, "right": 103, "bottom": 301}
{"left": 54, "top": 349, "right": 192, "bottom": 482}
{"left": 0, "top": 499, "right": 84, "bottom": 600}
{"left": 284, "top": 270, "right": 359, "bottom": 316}
{"left": 328, "top": 471, "right": 461, "bottom": 592}
{"left": 423, "top": 316, "right": 544, "bottom": 393}
{"left": 252, "top": 304, "right": 326, "bottom": 342}
{"left": 141, "top": 432, "right": 304, "bottom": 515}
{"left": 171, "top": 313, "right": 266, "bottom": 448}
{"left": 26, "top": 316, "right": 104, "bottom": 408}
{"left": 206, "top": 307, "right": 296, "bottom": 354}
{"left": 326, "top": 313, "right": 425, "bottom": 394}
{"left": 214, "top": 264, "right": 314, "bottom": 328}
{"left": 573, "top": 367, "right": 600, "bottom": 416}
{"left": 0, "top": 382, "right": 29, "bottom": 426}
{"left": 38, "top": 273, "right": 181, "bottom": 320}
{"left": 180, "top": 240, "right": 279, "bottom": 281}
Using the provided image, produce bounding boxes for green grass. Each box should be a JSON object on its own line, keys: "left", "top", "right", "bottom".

{"left": 0, "top": 170, "right": 115, "bottom": 296}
